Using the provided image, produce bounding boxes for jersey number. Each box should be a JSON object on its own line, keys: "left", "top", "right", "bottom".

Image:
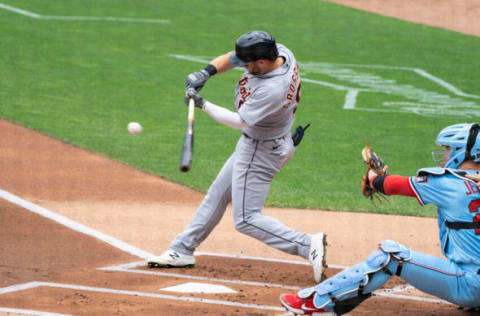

{"left": 468, "top": 199, "right": 480, "bottom": 235}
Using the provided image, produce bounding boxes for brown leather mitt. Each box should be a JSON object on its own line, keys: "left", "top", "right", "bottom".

{"left": 361, "top": 145, "right": 388, "bottom": 202}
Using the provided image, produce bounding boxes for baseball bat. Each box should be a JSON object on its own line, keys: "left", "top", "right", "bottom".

{"left": 179, "top": 98, "right": 195, "bottom": 172}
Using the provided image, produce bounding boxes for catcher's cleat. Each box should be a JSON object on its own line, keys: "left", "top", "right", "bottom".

{"left": 147, "top": 249, "right": 195, "bottom": 268}
{"left": 280, "top": 293, "right": 335, "bottom": 315}
{"left": 309, "top": 233, "right": 328, "bottom": 283}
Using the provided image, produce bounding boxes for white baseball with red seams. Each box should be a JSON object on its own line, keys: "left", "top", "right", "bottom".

{"left": 127, "top": 122, "right": 142, "bottom": 135}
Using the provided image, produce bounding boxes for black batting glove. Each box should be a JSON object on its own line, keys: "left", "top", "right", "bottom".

{"left": 185, "top": 88, "right": 206, "bottom": 109}
{"left": 292, "top": 124, "right": 310, "bottom": 146}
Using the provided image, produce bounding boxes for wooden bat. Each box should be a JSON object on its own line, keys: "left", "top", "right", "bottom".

{"left": 179, "top": 98, "right": 195, "bottom": 172}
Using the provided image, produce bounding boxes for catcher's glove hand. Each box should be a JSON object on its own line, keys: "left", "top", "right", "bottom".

{"left": 361, "top": 145, "right": 388, "bottom": 203}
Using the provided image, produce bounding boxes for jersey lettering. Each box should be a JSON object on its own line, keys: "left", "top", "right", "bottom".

{"left": 284, "top": 64, "right": 301, "bottom": 111}
{"left": 468, "top": 199, "right": 480, "bottom": 235}
{"left": 237, "top": 76, "right": 252, "bottom": 109}
{"left": 464, "top": 180, "right": 480, "bottom": 195}
{"left": 475, "top": 214, "right": 480, "bottom": 235}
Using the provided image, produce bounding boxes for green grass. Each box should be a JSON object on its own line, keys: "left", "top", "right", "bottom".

{"left": 1, "top": 0, "right": 479, "bottom": 217}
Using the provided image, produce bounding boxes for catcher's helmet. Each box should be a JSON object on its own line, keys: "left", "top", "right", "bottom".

{"left": 434, "top": 123, "right": 480, "bottom": 168}
{"left": 229, "top": 31, "right": 279, "bottom": 67}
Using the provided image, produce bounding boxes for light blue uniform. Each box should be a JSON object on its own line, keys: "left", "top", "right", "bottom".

{"left": 299, "top": 167, "right": 480, "bottom": 314}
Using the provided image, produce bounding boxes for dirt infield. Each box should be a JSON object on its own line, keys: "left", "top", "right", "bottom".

{"left": 0, "top": 120, "right": 465, "bottom": 316}
{"left": 1, "top": 2, "right": 479, "bottom": 315}
{"left": 328, "top": 0, "right": 480, "bottom": 37}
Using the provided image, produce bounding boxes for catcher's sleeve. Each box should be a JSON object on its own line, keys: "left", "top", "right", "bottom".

{"left": 376, "top": 175, "right": 416, "bottom": 197}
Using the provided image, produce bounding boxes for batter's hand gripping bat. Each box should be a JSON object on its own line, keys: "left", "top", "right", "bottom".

{"left": 179, "top": 98, "right": 195, "bottom": 172}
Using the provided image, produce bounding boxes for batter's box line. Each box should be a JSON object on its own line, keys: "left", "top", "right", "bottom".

{"left": 0, "top": 282, "right": 286, "bottom": 313}
{"left": 98, "top": 254, "right": 349, "bottom": 291}
{"left": 0, "top": 189, "right": 451, "bottom": 306}
{"left": 98, "top": 260, "right": 451, "bottom": 305}
{"left": 98, "top": 261, "right": 303, "bottom": 290}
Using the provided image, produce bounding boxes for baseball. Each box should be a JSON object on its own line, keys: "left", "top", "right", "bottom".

{"left": 127, "top": 122, "right": 142, "bottom": 135}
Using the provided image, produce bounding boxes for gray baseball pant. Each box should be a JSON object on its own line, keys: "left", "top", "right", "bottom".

{"left": 170, "top": 134, "right": 311, "bottom": 259}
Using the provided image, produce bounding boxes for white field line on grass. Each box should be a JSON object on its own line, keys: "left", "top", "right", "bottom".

{"left": 0, "top": 3, "right": 169, "bottom": 23}
{"left": 0, "top": 282, "right": 286, "bottom": 313}
{"left": 170, "top": 54, "right": 479, "bottom": 99}
{"left": 0, "top": 188, "right": 451, "bottom": 306}
{"left": 171, "top": 54, "right": 480, "bottom": 117}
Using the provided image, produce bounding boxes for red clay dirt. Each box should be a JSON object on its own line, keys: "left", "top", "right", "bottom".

{"left": 0, "top": 3, "right": 478, "bottom": 315}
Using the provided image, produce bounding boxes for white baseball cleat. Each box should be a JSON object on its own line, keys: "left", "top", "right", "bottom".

{"left": 147, "top": 249, "right": 195, "bottom": 268}
{"left": 309, "top": 233, "right": 327, "bottom": 283}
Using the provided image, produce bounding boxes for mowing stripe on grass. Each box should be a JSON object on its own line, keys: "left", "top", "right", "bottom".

{"left": 0, "top": 2, "right": 169, "bottom": 23}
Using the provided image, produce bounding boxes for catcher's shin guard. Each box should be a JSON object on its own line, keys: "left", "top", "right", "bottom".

{"left": 298, "top": 239, "right": 411, "bottom": 313}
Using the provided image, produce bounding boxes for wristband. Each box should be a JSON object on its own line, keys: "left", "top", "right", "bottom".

{"left": 372, "top": 174, "right": 387, "bottom": 194}
{"left": 204, "top": 64, "right": 217, "bottom": 76}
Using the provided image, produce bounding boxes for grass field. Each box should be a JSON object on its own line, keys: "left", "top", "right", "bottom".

{"left": 2, "top": 0, "right": 480, "bottom": 217}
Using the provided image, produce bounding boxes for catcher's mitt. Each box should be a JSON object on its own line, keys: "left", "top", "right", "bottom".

{"left": 361, "top": 145, "right": 388, "bottom": 203}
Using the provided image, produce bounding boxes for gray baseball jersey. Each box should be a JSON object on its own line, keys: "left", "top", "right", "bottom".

{"left": 170, "top": 43, "right": 312, "bottom": 260}
{"left": 236, "top": 44, "right": 300, "bottom": 140}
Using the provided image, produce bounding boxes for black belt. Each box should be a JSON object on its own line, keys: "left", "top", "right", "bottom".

{"left": 445, "top": 220, "right": 480, "bottom": 230}
{"left": 242, "top": 133, "right": 287, "bottom": 142}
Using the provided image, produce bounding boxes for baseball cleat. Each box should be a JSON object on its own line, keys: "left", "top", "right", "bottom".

{"left": 280, "top": 293, "right": 335, "bottom": 315}
{"left": 309, "top": 233, "right": 327, "bottom": 283}
{"left": 147, "top": 249, "right": 195, "bottom": 268}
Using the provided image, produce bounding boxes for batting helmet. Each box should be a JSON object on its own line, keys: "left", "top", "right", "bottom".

{"left": 229, "top": 31, "right": 279, "bottom": 67}
{"left": 434, "top": 123, "right": 480, "bottom": 168}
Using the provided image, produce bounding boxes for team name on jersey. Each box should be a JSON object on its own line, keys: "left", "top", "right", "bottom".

{"left": 464, "top": 180, "right": 480, "bottom": 195}
{"left": 237, "top": 76, "right": 252, "bottom": 108}
{"left": 283, "top": 64, "right": 301, "bottom": 111}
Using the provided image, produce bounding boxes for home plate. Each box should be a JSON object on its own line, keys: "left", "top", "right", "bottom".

{"left": 160, "top": 282, "right": 237, "bottom": 294}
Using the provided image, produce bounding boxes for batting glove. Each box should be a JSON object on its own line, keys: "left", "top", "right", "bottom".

{"left": 185, "top": 69, "right": 210, "bottom": 92}
{"left": 292, "top": 124, "right": 310, "bottom": 146}
{"left": 185, "top": 88, "right": 206, "bottom": 109}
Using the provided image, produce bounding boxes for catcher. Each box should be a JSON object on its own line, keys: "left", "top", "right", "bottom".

{"left": 280, "top": 123, "right": 480, "bottom": 315}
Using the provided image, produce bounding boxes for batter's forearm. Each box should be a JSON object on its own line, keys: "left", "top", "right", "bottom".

{"left": 209, "top": 52, "right": 236, "bottom": 74}
{"left": 203, "top": 101, "right": 247, "bottom": 130}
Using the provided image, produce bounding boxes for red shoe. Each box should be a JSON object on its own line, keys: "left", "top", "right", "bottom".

{"left": 280, "top": 293, "right": 334, "bottom": 315}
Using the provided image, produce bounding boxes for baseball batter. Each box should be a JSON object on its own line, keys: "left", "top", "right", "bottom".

{"left": 148, "top": 31, "right": 327, "bottom": 282}
{"left": 280, "top": 123, "right": 480, "bottom": 315}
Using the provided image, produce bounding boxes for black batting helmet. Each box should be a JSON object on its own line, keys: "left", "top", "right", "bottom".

{"left": 229, "top": 31, "right": 279, "bottom": 66}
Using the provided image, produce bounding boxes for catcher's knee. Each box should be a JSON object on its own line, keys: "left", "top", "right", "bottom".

{"left": 299, "top": 239, "right": 411, "bottom": 314}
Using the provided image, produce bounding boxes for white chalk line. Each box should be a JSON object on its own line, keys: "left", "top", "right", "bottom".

{"left": 196, "top": 251, "right": 348, "bottom": 270}
{"left": 99, "top": 261, "right": 448, "bottom": 304}
{"left": 0, "top": 307, "right": 71, "bottom": 316}
{"left": 0, "top": 3, "right": 169, "bottom": 23}
{"left": 0, "top": 188, "right": 451, "bottom": 306}
{"left": 0, "top": 189, "right": 153, "bottom": 259}
{"left": 0, "top": 282, "right": 285, "bottom": 312}
{"left": 171, "top": 54, "right": 480, "bottom": 118}
{"left": 171, "top": 54, "right": 478, "bottom": 99}
{"left": 100, "top": 264, "right": 302, "bottom": 291}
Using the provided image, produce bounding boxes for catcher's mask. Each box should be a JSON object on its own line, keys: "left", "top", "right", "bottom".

{"left": 229, "top": 31, "right": 278, "bottom": 67}
{"left": 433, "top": 123, "right": 480, "bottom": 168}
